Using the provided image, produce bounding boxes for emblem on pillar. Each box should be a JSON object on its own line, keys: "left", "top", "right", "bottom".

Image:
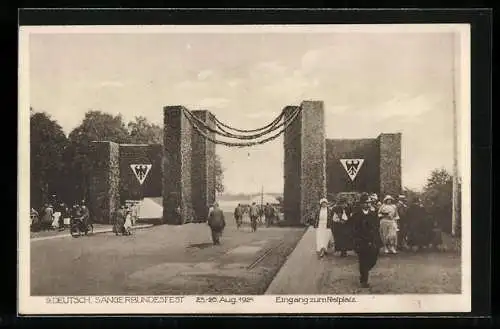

{"left": 130, "top": 164, "right": 152, "bottom": 185}
{"left": 340, "top": 159, "right": 364, "bottom": 181}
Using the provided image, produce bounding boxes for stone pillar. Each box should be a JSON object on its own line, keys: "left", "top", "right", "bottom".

{"left": 163, "top": 106, "right": 193, "bottom": 225}
{"left": 88, "top": 141, "right": 120, "bottom": 224}
{"left": 378, "top": 133, "right": 402, "bottom": 198}
{"left": 283, "top": 106, "right": 302, "bottom": 224}
{"left": 191, "top": 110, "right": 216, "bottom": 222}
{"left": 300, "top": 101, "right": 326, "bottom": 224}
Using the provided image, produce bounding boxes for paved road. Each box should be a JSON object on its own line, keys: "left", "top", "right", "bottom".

{"left": 30, "top": 216, "right": 305, "bottom": 295}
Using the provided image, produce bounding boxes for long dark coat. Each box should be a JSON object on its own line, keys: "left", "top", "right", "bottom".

{"left": 208, "top": 208, "right": 226, "bottom": 232}
{"left": 332, "top": 205, "right": 354, "bottom": 251}
{"left": 351, "top": 207, "right": 380, "bottom": 251}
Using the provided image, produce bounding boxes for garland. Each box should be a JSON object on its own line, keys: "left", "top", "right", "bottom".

{"left": 183, "top": 106, "right": 302, "bottom": 148}
{"left": 182, "top": 107, "right": 299, "bottom": 140}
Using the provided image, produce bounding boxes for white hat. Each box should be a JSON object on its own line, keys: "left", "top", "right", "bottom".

{"left": 319, "top": 198, "right": 328, "bottom": 204}
{"left": 383, "top": 195, "right": 394, "bottom": 202}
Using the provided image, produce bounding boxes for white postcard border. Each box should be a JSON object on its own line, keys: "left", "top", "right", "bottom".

{"left": 18, "top": 23, "right": 472, "bottom": 315}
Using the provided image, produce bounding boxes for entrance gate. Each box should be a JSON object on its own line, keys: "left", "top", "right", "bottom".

{"left": 162, "top": 100, "right": 326, "bottom": 225}
{"left": 88, "top": 100, "right": 327, "bottom": 225}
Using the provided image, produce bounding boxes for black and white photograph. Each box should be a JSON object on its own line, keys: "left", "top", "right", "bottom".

{"left": 18, "top": 23, "right": 471, "bottom": 314}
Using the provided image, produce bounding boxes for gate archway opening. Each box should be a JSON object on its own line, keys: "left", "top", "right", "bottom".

{"left": 162, "top": 100, "right": 326, "bottom": 226}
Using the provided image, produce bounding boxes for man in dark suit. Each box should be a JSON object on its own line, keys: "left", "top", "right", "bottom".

{"left": 351, "top": 193, "right": 380, "bottom": 288}
{"left": 207, "top": 202, "right": 226, "bottom": 245}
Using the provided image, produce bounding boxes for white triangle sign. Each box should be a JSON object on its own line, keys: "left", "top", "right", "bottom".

{"left": 340, "top": 159, "right": 364, "bottom": 182}
{"left": 130, "top": 164, "right": 152, "bottom": 185}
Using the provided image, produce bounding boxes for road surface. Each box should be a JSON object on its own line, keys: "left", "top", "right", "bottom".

{"left": 30, "top": 216, "right": 306, "bottom": 295}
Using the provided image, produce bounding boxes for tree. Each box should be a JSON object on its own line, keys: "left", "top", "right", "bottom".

{"left": 215, "top": 154, "right": 224, "bottom": 194}
{"left": 66, "top": 111, "right": 131, "bottom": 202}
{"left": 422, "top": 168, "right": 453, "bottom": 233}
{"left": 127, "top": 116, "right": 163, "bottom": 144}
{"left": 30, "top": 110, "right": 68, "bottom": 208}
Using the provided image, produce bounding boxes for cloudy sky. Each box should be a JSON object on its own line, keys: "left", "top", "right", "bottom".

{"left": 28, "top": 27, "right": 462, "bottom": 194}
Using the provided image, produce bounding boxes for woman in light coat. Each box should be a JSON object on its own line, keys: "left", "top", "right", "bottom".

{"left": 378, "top": 195, "right": 400, "bottom": 254}
{"left": 311, "top": 198, "right": 334, "bottom": 258}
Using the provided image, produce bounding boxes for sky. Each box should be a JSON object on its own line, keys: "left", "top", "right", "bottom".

{"left": 28, "top": 28, "right": 461, "bottom": 194}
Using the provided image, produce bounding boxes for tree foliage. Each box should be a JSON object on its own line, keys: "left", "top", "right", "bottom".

{"left": 421, "top": 168, "right": 454, "bottom": 233}
{"left": 127, "top": 116, "right": 163, "bottom": 144}
{"left": 30, "top": 110, "right": 68, "bottom": 207}
{"left": 66, "top": 111, "right": 131, "bottom": 202}
{"left": 30, "top": 108, "right": 225, "bottom": 207}
{"left": 215, "top": 154, "right": 224, "bottom": 194}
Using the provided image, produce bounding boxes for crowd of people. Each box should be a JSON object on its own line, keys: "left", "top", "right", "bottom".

{"left": 112, "top": 203, "right": 139, "bottom": 236}
{"left": 311, "top": 192, "right": 444, "bottom": 287}
{"left": 31, "top": 195, "right": 140, "bottom": 238}
{"left": 233, "top": 202, "right": 280, "bottom": 231}
{"left": 203, "top": 202, "right": 280, "bottom": 246}
{"left": 30, "top": 198, "right": 90, "bottom": 233}
{"left": 312, "top": 193, "right": 443, "bottom": 258}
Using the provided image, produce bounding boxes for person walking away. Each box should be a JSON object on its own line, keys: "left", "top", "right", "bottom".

{"left": 257, "top": 205, "right": 264, "bottom": 225}
{"left": 249, "top": 202, "right": 259, "bottom": 232}
{"left": 396, "top": 195, "right": 409, "bottom": 250}
{"left": 264, "top": 203, "right": 273, "bottom": 227}
{"left": 207, "top": 203, "right": 225, "bottom": 245}
{"left": 41, "top": 203, "right": 54, "bottom": 231}
{"left": 378, "top": 195, "right": 399, "bottom": 254}
{"left": 311, "top": 198, "right": 334, "bottom": 258}
{"left": 234, "top": 204, "right": 243, "bottom": 229}
{"left": 352, "top": 193, "right": 380, "bottom": 288}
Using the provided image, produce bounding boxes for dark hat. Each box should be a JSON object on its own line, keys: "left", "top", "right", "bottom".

{"left": 359, "top": 193, "right": 370, "bottom": 203}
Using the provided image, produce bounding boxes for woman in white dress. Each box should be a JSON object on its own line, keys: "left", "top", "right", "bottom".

{"left": 311, "top": 198, "right": 334, "bottom": 258}
{"left": 378, "top": 195, "right": 400, "bottom": 254}
{"left": 124, "top": 207, "right": 133, "bottom": 235}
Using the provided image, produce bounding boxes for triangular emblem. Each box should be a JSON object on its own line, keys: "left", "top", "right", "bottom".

{"left": 130, "top": 164, "right": 152, "bottom": 185}
{"left": 340, "top": 159, "right": 364, "bottom": 181}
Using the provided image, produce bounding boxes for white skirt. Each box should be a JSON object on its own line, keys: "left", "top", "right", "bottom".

{"left": 52, "top": 212, "right": 61, "bottom": 228}
{"left": 124, "top": 214, "right": 132, "bottom": 230}
{"left": 316, "top": 219, "right": 333, "bottom": 252}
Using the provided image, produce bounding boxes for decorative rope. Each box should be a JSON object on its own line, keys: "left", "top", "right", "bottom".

{"left": 183, "top": 106, "right": 302, "bottom": 148}
{"left": 212, "top": 109, "right": 286, "bottom": 133}
{"left": 182, "top": 107, "right": 300, "bottom": 140}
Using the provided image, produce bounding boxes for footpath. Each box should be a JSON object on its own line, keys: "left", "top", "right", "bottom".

{"left": 265, "top": 226, "right": 325, "bottom": 294}
{"left": 30, "top": 223, "right": 154, "bottom": 242}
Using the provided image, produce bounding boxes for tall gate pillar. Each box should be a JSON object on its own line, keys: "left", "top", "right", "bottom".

{"left": 163, "top": 106, "right": 194, "bottom": 225}
{"left": 191, "top": 110, "right": 216, "bottom": 222}
{"left": 88, "top": 141, "right": 120, "bottom": 224}
{"left": 283, "top": 100, "right": 326, "bottom": 225}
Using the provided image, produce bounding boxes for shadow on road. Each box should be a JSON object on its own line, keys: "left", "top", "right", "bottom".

{"left": 187, "top": 242, "right": 214, "bottom": 249}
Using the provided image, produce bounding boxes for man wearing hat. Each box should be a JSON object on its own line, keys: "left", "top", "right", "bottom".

{"left": 207, "top": 202, "right": 226, "bottom": 245}
{"left": 351, "top": 193, "right": 380, "bottom": 288}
